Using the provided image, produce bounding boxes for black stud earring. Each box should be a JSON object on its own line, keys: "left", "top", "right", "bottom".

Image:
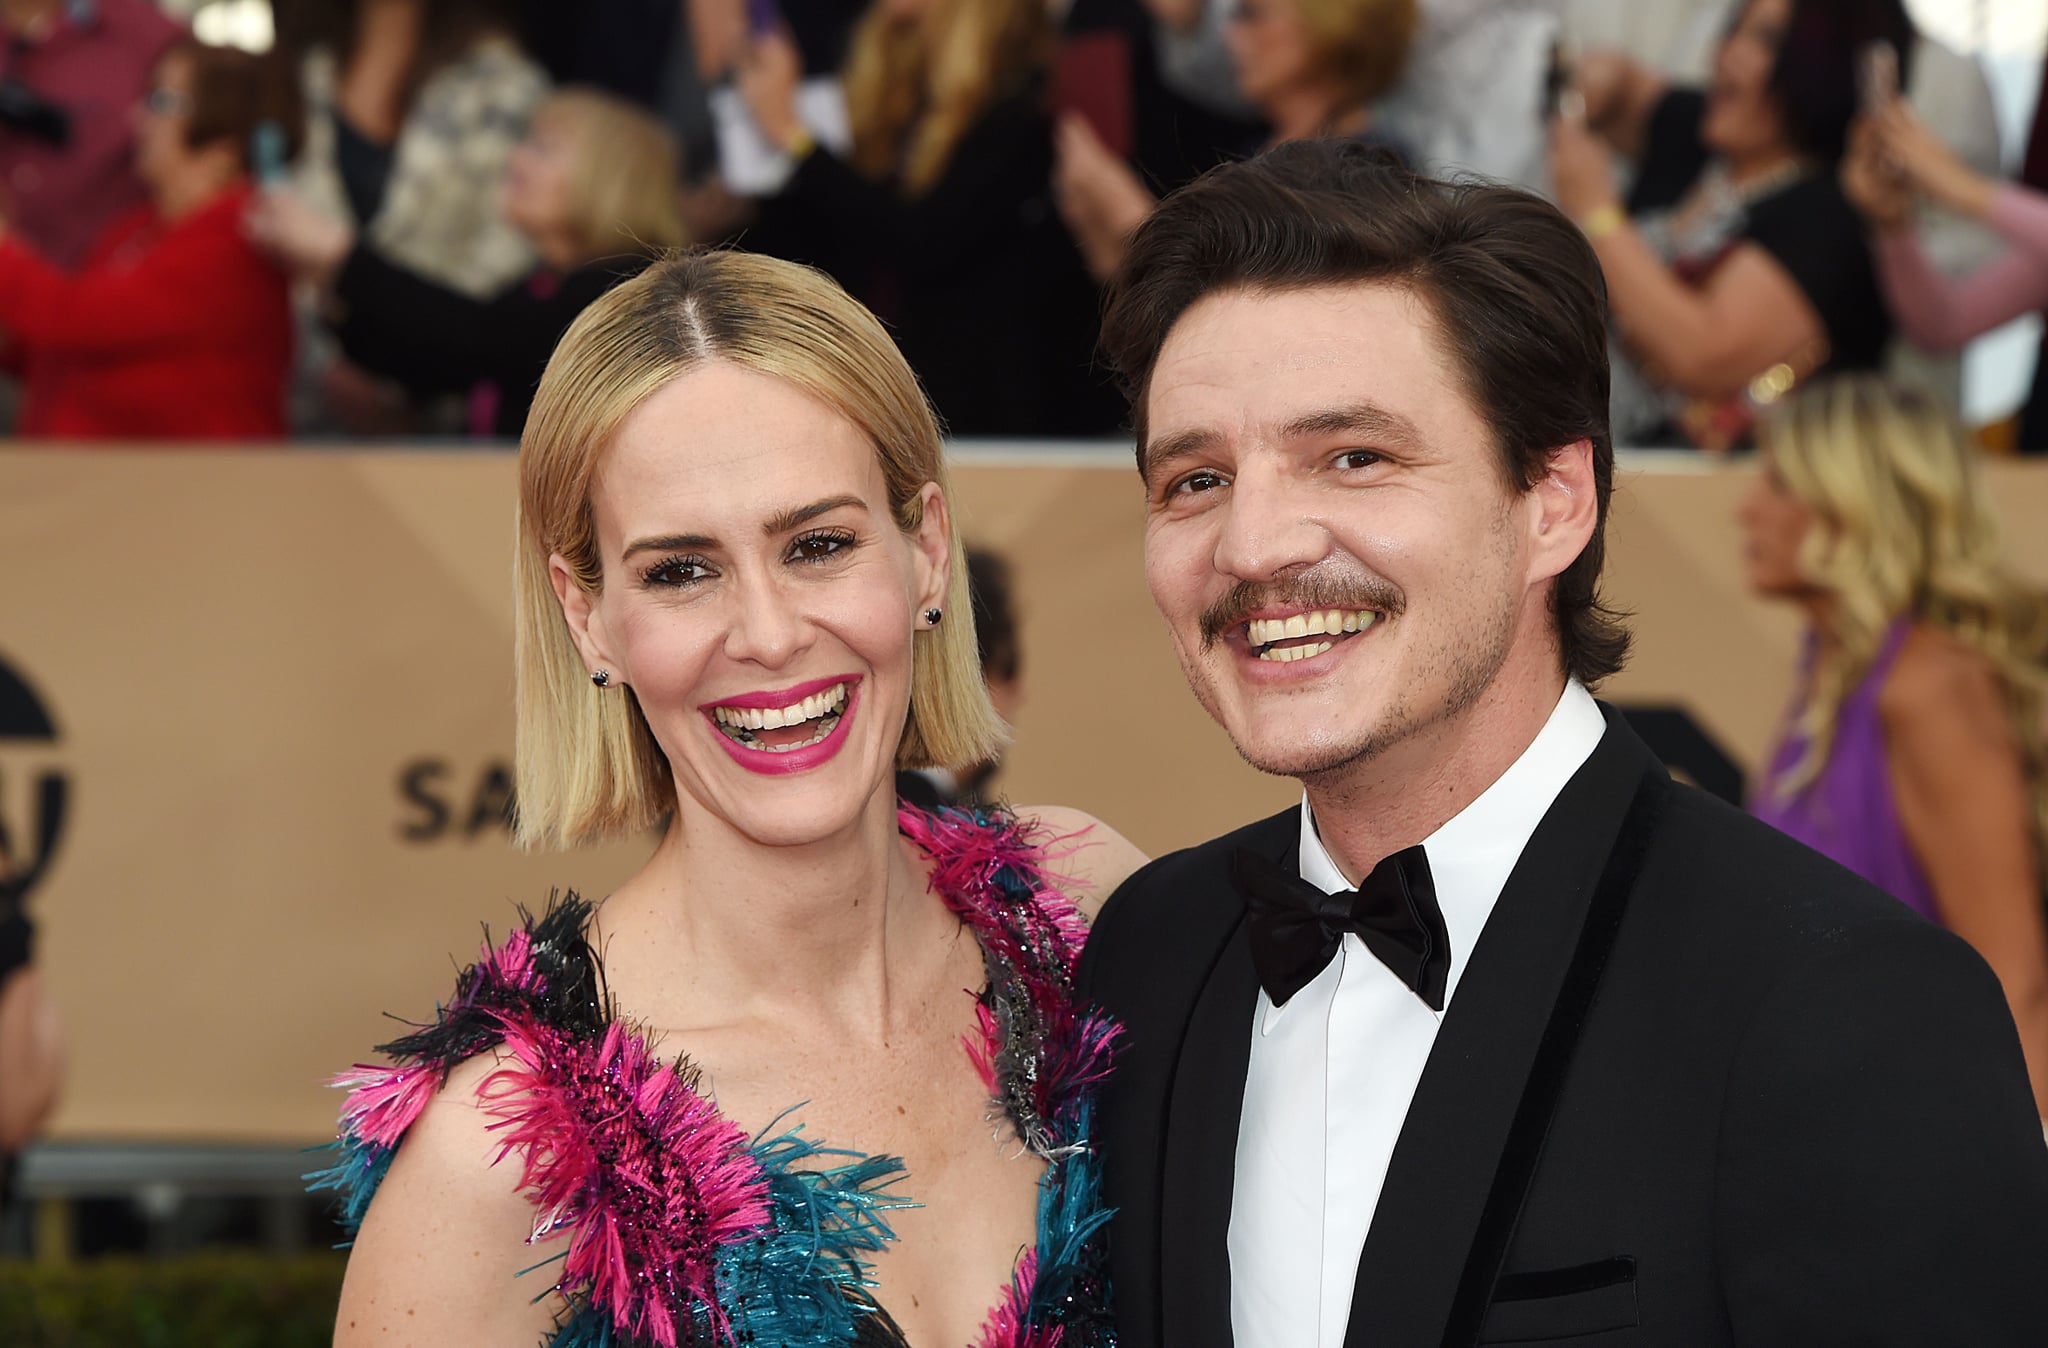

{"left": 923, "top": 607, "right": 943, "bottom": 627}
{"left": 591, "top": 670, "right": 611, "bottom": 687}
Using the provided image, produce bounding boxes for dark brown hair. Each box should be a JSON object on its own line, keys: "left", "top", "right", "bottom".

{"left": 1100, "top": 139, "right": 1630, "bottom": 687}
{"left": 170, "top": 40, "right": 306, "bottom": 166}
{"left": 1763, "top": 0, "right": 1916, "bottom": 165}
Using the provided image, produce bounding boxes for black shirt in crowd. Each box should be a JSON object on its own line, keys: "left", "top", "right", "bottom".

{"left": 750, "top": 85, "right": 1124, "bottom": 438}
{"left": 329, "top": 247, "right": 653, "bottom": 440}
{"left": 1628, "top": 89, "right": 1891, "bottom": 377}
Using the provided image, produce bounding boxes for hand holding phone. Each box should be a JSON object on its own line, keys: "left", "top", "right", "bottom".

{"left": 250, "top": 120, "right": 288, "bottom": 187}
{"left": 1858, "top": 42, "right": 1898, "bottom": 115}
{"left": 1542, "top": 40, "right": 1588, "bottom": 122}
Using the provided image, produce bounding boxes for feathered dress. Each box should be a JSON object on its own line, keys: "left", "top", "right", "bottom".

{"left": 308, "top": 803, "right": 1118, "bottom": 1348}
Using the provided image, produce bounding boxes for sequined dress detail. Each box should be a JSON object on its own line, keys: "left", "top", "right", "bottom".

{"left": 308, "top": 804, "right": 1118, "bottom": 1347}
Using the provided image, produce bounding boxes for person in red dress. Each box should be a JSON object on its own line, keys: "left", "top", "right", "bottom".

{"left": 0, "top": 38, "right": 301, "bottom": 441}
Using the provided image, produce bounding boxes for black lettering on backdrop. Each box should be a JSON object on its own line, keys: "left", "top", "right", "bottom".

{"left": 397, "top": 760, "right": 451, "bottom": 841}
{"left": 0, "top": 654, "right": 67, "bottom": 913}
{"left": 397, "top": 759, "right": 516, "bottom": 842}
{"left": 465, "top": 764, "right": 515, "bottom": 838}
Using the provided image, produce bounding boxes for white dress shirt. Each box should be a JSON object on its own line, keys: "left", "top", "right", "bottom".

{"left": 1227, "top": 682, "right": 1609, "bottom": 1348}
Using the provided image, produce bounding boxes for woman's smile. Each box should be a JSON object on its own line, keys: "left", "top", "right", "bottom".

{"left": 702, "top": 675, "right": 862, "bottom": 774}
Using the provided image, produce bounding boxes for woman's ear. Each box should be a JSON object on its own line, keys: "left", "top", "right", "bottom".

{"left": 548, "top": 552, "right": 620, "bottom": 681}
{"left": 909, "top": 482, "right": 952, "bottom": 616}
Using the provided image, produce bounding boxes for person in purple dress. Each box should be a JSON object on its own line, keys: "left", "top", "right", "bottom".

{"left": 1744, "top": 373, "right": 2048, "bottom": 1117}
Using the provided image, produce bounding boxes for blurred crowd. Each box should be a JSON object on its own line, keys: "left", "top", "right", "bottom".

{"left": 0, "top": 0, "right": 2040, "bottom": 449}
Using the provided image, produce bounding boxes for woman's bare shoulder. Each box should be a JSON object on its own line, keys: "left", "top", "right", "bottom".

{"left": 1016, "top": 805, "right": 1149, "bottom": 924}
{"left": 334, "top": 1051, "right": 562, "bottom": 1346}
{"left": 1881, "top": 624, "right": 2010, "bottom": 733}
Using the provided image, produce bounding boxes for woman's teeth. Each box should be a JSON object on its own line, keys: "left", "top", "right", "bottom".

{"left": 711, "top": 682, "right": 849, "bottom": 750}
{"left": 1248, "top": 608, "right": 1377, "bottom": 661}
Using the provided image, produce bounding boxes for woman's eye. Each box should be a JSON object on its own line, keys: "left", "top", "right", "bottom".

{"left": 1170, "top": 469, "right": 1229, "bottom": 498}
{"left": 790, "top": 530, "right": 854, "bottom": 563}
{"left": 645, "top": 556, "right": 713, "bottom": 587}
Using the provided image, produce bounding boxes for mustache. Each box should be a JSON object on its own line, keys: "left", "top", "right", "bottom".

{"left": 1199, "top": 571, "right": 1405, "bottom": 650}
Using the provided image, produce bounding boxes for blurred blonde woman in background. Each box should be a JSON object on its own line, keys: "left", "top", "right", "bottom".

{"left": 1053, "top": 0, "right": 1417, "bottom": 282}
{"left": 1742, "top": 375, "right": 2048, "bottom": 1116}
{"left": 249, "top": 87, "right": 686, "bottom": 438}
{"left": 720, "top": 0, "right": 1118, "bottom": 435}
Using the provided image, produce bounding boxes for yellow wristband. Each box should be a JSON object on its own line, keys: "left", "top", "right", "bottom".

{"left": 1579, "top": 203, "right": 1626, "bottom": 241}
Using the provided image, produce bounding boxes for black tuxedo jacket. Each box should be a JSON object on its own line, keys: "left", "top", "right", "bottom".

{"left": 1080, "top": 709, "right": 2048, "bottom": 1345}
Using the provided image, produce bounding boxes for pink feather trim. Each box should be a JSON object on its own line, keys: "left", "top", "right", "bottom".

{"left": 478, "top": 1011, "right": 772, "bottom": 1348}
{"left": 975, "top": 1249, "right": 1065, "bottom": 1348}
{"left": 897, "top": 805, "right": 1094, "bottom": 972}
{"left": 332, "top": 1062, "right": 438, "bottom": 1151}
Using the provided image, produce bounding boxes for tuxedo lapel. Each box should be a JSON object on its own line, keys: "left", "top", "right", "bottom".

{"left": 1344, "top": 711, "right": 1664, "bottom": 1347}
{"left": 1155, "top": 817, "right": 1293, "bottom": 1348}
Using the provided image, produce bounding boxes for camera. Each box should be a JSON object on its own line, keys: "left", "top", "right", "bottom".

{"left": 0, "top": 77, "right": 69, "bottom": 147}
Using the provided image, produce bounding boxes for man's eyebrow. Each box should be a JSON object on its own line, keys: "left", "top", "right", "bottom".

{"left": 1139, "top": 427, "right": 1220, "bottom": 483}
{"left": 1280, "top": 400, "right": 1424, "bottom": 448}
{"left": 621, "top": 495, "right": 870, "bottom": 560}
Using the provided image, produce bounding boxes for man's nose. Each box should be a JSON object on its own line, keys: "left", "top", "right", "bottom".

{"left": 1212, "top": 463, "right": 1332, "bottom": 582}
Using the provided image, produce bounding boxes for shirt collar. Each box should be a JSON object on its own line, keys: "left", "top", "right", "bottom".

{"left": 1295, "top": 680, "right": 1607, "bottom": 1006}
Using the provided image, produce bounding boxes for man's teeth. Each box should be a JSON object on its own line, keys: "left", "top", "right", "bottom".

{"left": 1261, "top": 640, "right": 1334, "bottom": 663}
{"left": 711, "top": 682, "right": 849, "bottom": 733}
{"left": 1246, "top": 609, "right": 1377, "bottom": 650}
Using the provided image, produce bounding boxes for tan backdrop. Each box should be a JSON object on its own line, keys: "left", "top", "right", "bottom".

{"left": 0, "top": 449, "right": 2043, "bottom": 1143}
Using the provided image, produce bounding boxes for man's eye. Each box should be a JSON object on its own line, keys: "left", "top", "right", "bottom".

{"left": 1170, "top": 469, "right": 1229, "bottom": 497}
{"left": 1335, "top": 450, "right": 1383, "bottom": 470}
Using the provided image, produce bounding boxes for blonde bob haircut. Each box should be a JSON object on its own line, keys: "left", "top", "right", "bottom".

{"left": 536, "top": 87, "right": 689, "bottom": 264}
{"left": 513, "top": 249, "right": 1004, "bottom": 850}
{"left": 1758, "top": 375, "right": 2048, "bottom": 847}
{"left": 1298, "top": 0, "right": 1418, "bottom": 109}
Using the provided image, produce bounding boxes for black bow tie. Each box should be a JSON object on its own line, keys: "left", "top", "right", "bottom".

{"left": 1232, "top": 843, "right": 1450, "bottom": 1011}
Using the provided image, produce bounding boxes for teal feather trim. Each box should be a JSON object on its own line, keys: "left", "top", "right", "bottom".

{"left": 717, "top": 1122, "right": 915, "bottom": 1345}
{"left": 302, "top": 1135, "right": 394, "bottom": 1241}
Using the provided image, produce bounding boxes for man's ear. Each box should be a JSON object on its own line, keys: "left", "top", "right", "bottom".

{"left": 548, "top": 553, "right": 621, "bottom": 682}
{"left": 909, "top": 482, "right": 952, "bottom": 616}
{"left": 1527, "top": 438, "right": 1599, "bottom": 585}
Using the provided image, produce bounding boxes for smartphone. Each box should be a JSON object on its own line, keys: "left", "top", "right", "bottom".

{"left": 1858, "top": 42, "right": 1898, "bottom": 113}
{"left": 250, "top": 119, "right": 288, "bottom": 186}
{"left": 1541, "top": 39, "right": 1575, "bottom": 120}
{"left": 1053, "top": 32, "right": 1133, "bottom": 160}
{"left": 746, "top": 0, "right": 782, "bottom": 37}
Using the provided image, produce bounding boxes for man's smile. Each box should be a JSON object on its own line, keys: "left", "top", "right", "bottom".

{"left": 1244, "top": 607, "right": 1381, "bottom": 663}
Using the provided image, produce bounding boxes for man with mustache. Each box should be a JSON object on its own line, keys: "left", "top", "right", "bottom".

{"left": 1079, "top": 140, "right": 2048, "bottom": 1346}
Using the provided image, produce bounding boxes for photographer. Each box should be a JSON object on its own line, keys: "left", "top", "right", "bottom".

{"left": 0, "top": 38, "right": 302, "bottom": 438}
{"left": 0, "top": 828, "right": 61, "bottom": 1212}
{"left": 0, "top": 0, "right": 180, "bottom": 270}
{"left": 1548, "top": 0, "right": 1908, "bottom": 449}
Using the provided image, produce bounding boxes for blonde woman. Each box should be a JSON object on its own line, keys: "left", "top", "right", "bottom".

{"left": 1053, "top": 0, "right": 1417, "bottom": 282}
{"left": 726, "top": 0, "right": 1117, "bottom": 436}
{"left": 248, "top": 88, "right": 687, "bottom": 438}
{"left": 1742, "top": 375, "right": 2048, "bottom": 1115}
{"left": 313, "top": 249, "right": 1143, "bottom": 1346}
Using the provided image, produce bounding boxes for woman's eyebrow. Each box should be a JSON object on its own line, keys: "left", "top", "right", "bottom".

{"left": 761, "top": 495, "right": 868, "bottom": 535}
{"left": 621, "top": 496, "right": 870, "bottom": 560}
